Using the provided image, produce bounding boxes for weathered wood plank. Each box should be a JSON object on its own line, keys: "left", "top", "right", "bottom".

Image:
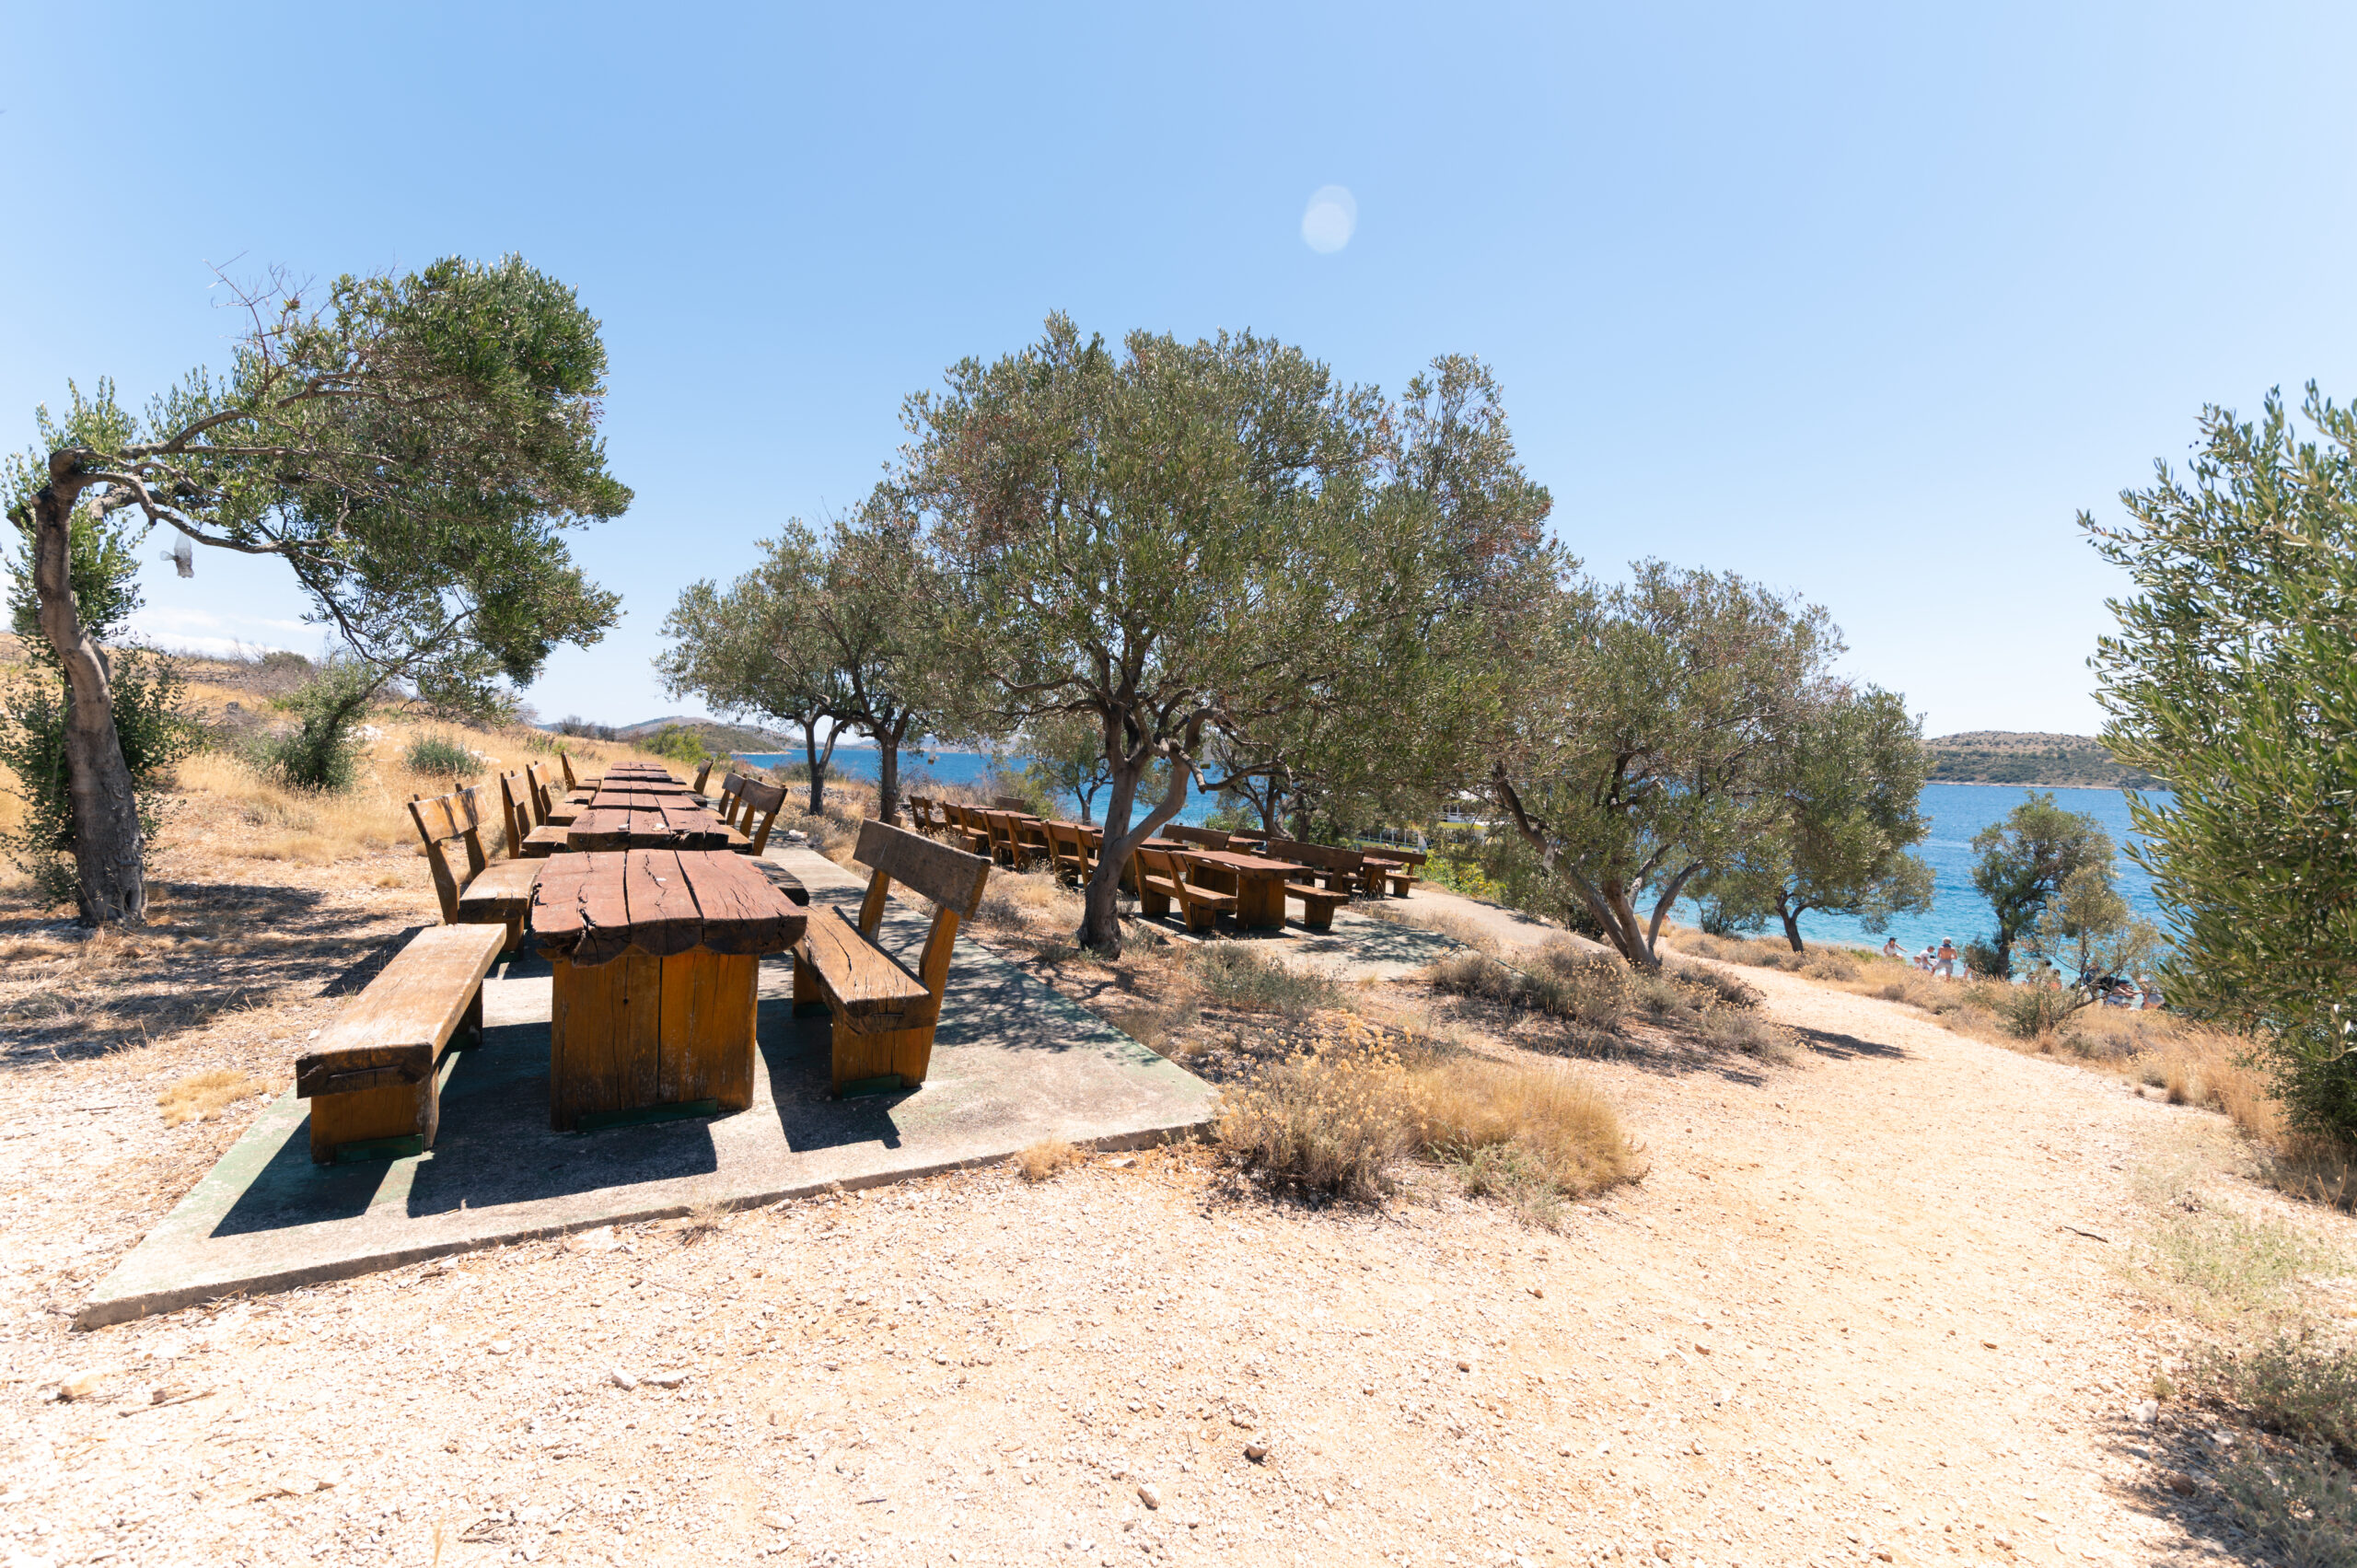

{"left": 796, "top": 904, "right": 934, "bottom": 1027}
{"left": 853, "top": 819, "right": 993, "bottom": 918}
{"left": 295, "top": 924, "right": 501, "bottom": 1162}
{"left": 656, "top": 948, "right": 758, "bottom": 1111}
{"left": 549, "top": 947, "right": 663, "bottom": 1130}
{"left": 623, "top": 849, "right": 706, "bottom": 958}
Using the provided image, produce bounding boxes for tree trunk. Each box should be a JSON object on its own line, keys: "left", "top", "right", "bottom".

{"left": 875, "top": 734, "right": 901, "bottom": 826}
{"left": 799, "top": 720, "right": 836, "bottom": 816}
{"left": 1779, "top": 905, "right": 1805, "bottom": 952}
{"left": 1075, "top": 756, "right": 1192, "bottom": 955}
{"left": 30, "top": 482, "right": 147, "bottom": 926}
{"left": 1602, "top": 884, "right": 1659, "bottom": 971}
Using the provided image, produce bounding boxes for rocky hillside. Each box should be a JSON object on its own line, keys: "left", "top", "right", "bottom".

{"left": 1925, "top": 731, "right": 2161, "bottom": 789}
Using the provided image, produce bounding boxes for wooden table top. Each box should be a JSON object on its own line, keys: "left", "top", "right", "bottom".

{"left": 567, "top": 795, "right": 743, "bottom": 852}
{"left": 532, "top": 850, "right": 807, "bottom": 967}
{"left": 1185, "top": 848, "right": 1308, "bottom": 877}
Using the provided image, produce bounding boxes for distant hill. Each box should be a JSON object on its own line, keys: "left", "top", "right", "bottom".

{"left": 1924, "top": 731, "right": 2162, "bottom": 790}
{"left": 545, "top": 715, "right": 800, "bottom": 752}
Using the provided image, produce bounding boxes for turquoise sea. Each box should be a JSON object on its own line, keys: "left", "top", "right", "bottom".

{"left": 739, "top": 749, "right": 2164, "bottom": 954}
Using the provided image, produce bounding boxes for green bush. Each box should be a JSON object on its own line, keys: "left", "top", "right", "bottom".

{"left": 0, "top": 645, "right": 197, "bottom": 906}
{"left": 404, "top": 732, "right": 480, "bottom": 780}
{"left": 254, "top": 663, "right": 379, "bottom": 793}
{"left": 646, "top": 724, "right": 715, "bottom": 766}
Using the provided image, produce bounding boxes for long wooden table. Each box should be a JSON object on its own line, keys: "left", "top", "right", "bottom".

{"left": 567, "top": 786, "right": 746, "bottom": 852}
{"left": 1179, "top": 848, "right": 1308, "bottom": 930}
{"left": 530, "top": 849, "right": 807, "bottom": 1131}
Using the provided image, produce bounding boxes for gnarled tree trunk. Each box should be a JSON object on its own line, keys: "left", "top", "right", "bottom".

{"left": 31, "top": 477, "right": 146, "bottom": 926}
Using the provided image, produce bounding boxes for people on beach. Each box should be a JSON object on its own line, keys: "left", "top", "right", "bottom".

{"left": 1882, "top": 936, "right": 1902, "bottom": 960}
{"left": 1935, "top": 938, "right": 1957, "bottom": 979}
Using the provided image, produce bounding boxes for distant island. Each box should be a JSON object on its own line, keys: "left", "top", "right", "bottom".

{"left": 1924, "top": 731, "right": 2162, "bottom": 790}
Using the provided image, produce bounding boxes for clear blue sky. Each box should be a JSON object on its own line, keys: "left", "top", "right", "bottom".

{"left": 6, "top": 2, "right": 2353, "bottom": 738}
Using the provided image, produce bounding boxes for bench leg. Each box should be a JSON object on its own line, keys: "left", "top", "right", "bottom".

{"left": 1140, "top": 889, "right": 1170, "bottom": 920}
{"left": 831, "top": 1017, "right": 936, "bottom": 1095}
{"left": 793, "top": 948, "right": 829, "bottom": 1016}
{"left": 1299, "top": 904, "right": 1334, "bottom": 933}
{"left": 308, "top": 1074, "right": 436, "bottom": 1165}
{"left": 452, "top": 985, "right": 484, "bottom": 1051}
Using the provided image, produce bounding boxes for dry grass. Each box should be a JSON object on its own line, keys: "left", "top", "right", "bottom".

{"left": 156, "top": 1068, "right": 275, "bottom": 1128}
{"left": 1414, "top": 1056, "right": 1643, "bottom": 1214}
{"left": 1214, "top": 1022, "right": 1422, "bottom": 1201}
{"left": 1213, "top": 1016, "right": 1643, "bottom": 1216}
{"left": 1355, "top": 900, "right": 1504, "bottom": 955}
{"left": 1014, "top": 1138, "right": 1086, "bottom": 1183}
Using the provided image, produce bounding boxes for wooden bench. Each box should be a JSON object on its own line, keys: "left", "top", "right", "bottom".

{"left": 942, "top": 803, "right": 993, "bottom": 857}
{"left": 793, "top": 820, "right": 993, "bottom": 1096}
{"left": 528, "top": 761, "right": 582, "bottom": 825}
{"left": 558, "top": 749, "right": 599, "bottom": 803}
{"left": 689, "top": 758, "right": 715, "bottom": 804}
{"left": 1367, "top": 845, "right": 1427, "bottom": 896}
{"left": 1286, "top": 880, "right": 1353, "bottom": 931}
{"left": 1134, "top": 846, "right": 1237, "bottom": 932}
{"left": 1043, "top": 819, "right": 1094, "bottom": 883}
{"left": 410, "top": 785, "right": 542, "bottom": 949}
{"left": 1265, "top": 838, "right": 1374, "bottom": 892}
{"left": 499, "top": 771, "right": 570, "bottom": 859}
{"left": 730, "top": 776, "right": 788, "bottom": 855}
{"left": 1166, "top": 824, "right": 1233, "bottom": 852}
{"left": 295, "top": 923, "right": 505, "bottom": 1163}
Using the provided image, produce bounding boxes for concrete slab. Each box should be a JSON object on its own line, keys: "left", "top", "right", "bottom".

{"left": 78, "top": 848, "right": 1217, "bottom": 1329}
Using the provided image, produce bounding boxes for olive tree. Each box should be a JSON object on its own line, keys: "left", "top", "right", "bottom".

{"left": 904, "top": 318, "right": 1548, "bottom": 953}
{"left": 1967, "top": 793, "right": 2113, "bottom": 978}
{"left": 2015, "top": 864, "right": 2163, "bottom": 1010}
{"left": 659, "top": 521, "right": 849, "bottom": 814}
{"left": 5, "top": 259, "right": 629, "bottom": 924}
{"left": 1697, "top": 684, "right": 1934, "bottom": 951}
{"left": 1486, "top": 563, "right": 1842, "bottom": 971}
{"left": 2089, "top": 384, "right": 2357, "bottom": 1136}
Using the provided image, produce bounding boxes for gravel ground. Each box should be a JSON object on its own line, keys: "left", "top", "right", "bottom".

{"left": 3, "top": 863, "right": 2349, "bottom": 1566}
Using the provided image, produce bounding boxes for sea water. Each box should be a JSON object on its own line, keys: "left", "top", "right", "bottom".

{"left": 738, "top": 749, "right": 2163, "bottom": 951}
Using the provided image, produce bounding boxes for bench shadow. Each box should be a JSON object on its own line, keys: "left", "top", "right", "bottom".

{"left": 211, "top": 1122, "right": 384, "bottom": 1236}
{"left": 760, "top": 1000, "right": 914, "bottom": 1153}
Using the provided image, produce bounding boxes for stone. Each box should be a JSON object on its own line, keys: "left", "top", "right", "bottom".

{"left": 1528, "top": 1286, "right": 1544, "bottom": 1299}
{"left": 2165, "top": 1471, "right": 2198, "bottom": 1496}
{"left": 1457, "top": 1359, "right": 1474, "bottom": 1373}
{"left": 1138, "top": 1482, "right": 1161, "bottom": 1510}
{"left": 2131, "top": 1400, "right": 2158, "bottom": 1426}
{"left": 647, "top": 1371, "right": 687, "bottom": 1389}
{"left": 487, "top": 1340, "right": 514, "bottom": 1355}
{"left": 1245, "top": 1441, "right": 1269, "bottom": 1463}
{"left": 58, "top": 1368, "right": 118, "bottom": 1401}
{"left": 610, "top": 1369, "right": 638, "bottom": 1390}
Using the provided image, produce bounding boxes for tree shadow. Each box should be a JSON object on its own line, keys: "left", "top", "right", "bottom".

{"left": 0, "top": 879, "right": 411, "bottom": 1066}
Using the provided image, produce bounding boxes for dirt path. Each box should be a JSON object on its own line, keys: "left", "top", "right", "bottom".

{"left": 4, "top": 893, "right": 2337, "bottom": 1565}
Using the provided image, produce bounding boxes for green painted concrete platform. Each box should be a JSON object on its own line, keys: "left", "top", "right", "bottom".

{"left": 77, "top": 848, "right": 1217, "bottom": 1330}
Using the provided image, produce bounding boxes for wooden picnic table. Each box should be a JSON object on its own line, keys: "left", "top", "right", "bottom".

{"left": 1180, "top": 848, "right": 1311, "bottom": 930}
{"left": 530, "top": 849, "right": 807, "bottom": 1131}
{"left": 567, "top": 786, "right": 746, "bottom": 852}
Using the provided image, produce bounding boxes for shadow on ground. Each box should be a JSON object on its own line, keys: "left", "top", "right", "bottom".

{"left": 0, "top": 881, "right": 414, "bottom": 1066}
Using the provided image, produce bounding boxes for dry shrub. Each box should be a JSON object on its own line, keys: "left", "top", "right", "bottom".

{"left": 2209, "top": 1443, "right": 2357, "bottom": 1568}
{"left": 1801, "top": 948, "right": 1860, "bottom": 981}
{"left": 157, "top": 1068, "right": 275, "bottom": 1127}
{"left": 1680, "top": 964, "right": 1765, "bottom": 1009}
{"left": 1015, "top": 1138, "right": 1085, "bottom": 1183}
{"left": 1424, "top": 942, "right": 1629, "bottom": 1028}
{"left": 1193, "top": 944, "right": 1341, "bottom": 1016}
{"left": 676, "top": 1199, "right": 731, "bottom": 1245}
{"left": 1413, "top": 1056, "right": 1642, "bottom": 1214}
{"left": 1214, "top": 1025, "right": 1421, "bottom": 1200}
{"left": 2199, "top": 1332, "right": 2357, "bottom": 1458}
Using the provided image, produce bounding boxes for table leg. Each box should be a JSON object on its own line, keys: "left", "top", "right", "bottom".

{"left": 549, "top": 947, "right": 757, "bottom": 1131}
{"left": 1237, "top": 875, "right": 1286, "bottom": 930}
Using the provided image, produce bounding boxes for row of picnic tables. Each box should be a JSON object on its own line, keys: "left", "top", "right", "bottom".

{"left": 910, "top": 797, "right": 1417, "bottom": 932}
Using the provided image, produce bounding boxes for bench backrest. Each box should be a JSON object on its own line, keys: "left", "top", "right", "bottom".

{"left": 1044, "top": 819, "right": 1092, "bottom": 873}
{"left": 409, "top": 785, "right": 497, "bottom": 923}
{"left": 692, "top": 758, "right": 714, "bottom": 795}
{"left": 852, "top": 819, "right": 993, "bottom": 1004}
{"left": 716, "top": 772, "right": 748, "bottom": 825}
{"left": 992, "top": 796, "right": 1032, "bottom": 811}
{"left": 526, "top": 761, "right": 563, "bottom": 820}
{"left": 1268, "top": 838, "right": 1363, "bottom": 872}
{"left": 737, "top": 777, "right": 787, "bottom": 855}
{"left": 496, "top": 771, "right": 539, "bottom": 859}
{"left": 558, "top": 750, "right": 592, "bottom": 793}
{"left": 1167, "top": 824, "right": 1231, "bottom": 851}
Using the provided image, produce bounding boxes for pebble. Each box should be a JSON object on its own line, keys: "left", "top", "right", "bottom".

{"left": 610, "top": 1369, "right": 637, "bottom": 1390}
{"left": 1457, "top": 1359, "right": 1473, "bottom": 1372}
{"left": 1244, "top": 1441, "right": 1269, "bottom": 1462}
{"left": 2131, "top": 1399, "right": 2157, "bottom": 1426}
{"left": 58, "top": 1369, "right": 115, "bottom": 1401}
{"left": 1137, "top": 1482, "right": 1161, "bottom": 1509}
{"left": 487, "top": 1340, "right": 514, "bottom": 1355}
{"left": 647, "top": 1371, "right": 687, "bottom": 1389}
